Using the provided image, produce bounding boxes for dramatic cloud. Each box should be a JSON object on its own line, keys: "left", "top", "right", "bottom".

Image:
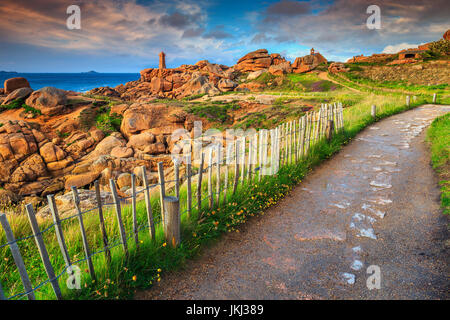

{"left": 203, "top": 26, "right": 233, "bottom": 40}
{"left": 382, "top": 43, "right": 423, "bottom": 54}
{"left": 0, "top": 0, "right": 236, "bottom": 68}
{"left": 159, "top": 11, "right": 199, "bottom": 29}
{"left": 253, "top": 0, "right": 450, "bottom": 61}
{"left": 0, "top": 0, "right": 448, "bottom": 71}
{"left": 266, "top": 0, "right": 310, "bottom": 17}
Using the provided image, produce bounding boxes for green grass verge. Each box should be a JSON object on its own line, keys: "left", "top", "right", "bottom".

{"left": 426, "top": 113, "right": 450, "bottom": 215}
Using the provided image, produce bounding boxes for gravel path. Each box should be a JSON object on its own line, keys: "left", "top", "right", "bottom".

{"left": 136, "top": 105, "right": 450, "bottom": 300}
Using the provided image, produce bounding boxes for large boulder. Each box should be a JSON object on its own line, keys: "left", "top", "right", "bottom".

{"left": 0, "top": 121, "right": 41, "bottom": 183}
{"left": 25, "top": 87, "right": 67, "bottom": 116}
{"left": 110, "top": 146, "right": 134, "bottom": 158}
{"left": 120, "top": 104, "right": 186, "bottom": 138}
{"left": 64, "top": 172, "right": 100, "bottom": 190}
{"left": 39, "top": 142, "right": 66, "bottom": 163}
{"left": 0, "top": 189, "right": 22, "bottom": 205}
{"left": 218, "top": 78, "right": 238, "bottom": 92}
{"left": 37, "top": 189, "right": 114, "bottom": 217}
{"left": 2, "top": 87, "right": 33, "bottom": 105}
{"left": 4, "top": 77, "right": 30, "bottom": 94}
{"left": 126, "top": 131, "right": 155, "bottom": 150}
{"left": 235, "top": 49, "right": 288, "bottom": 73}
{"left": 292, "top": 52, "right": 327, "bottom": 73}
{"left": 268, "top": 62, "right": 293, "bottom": 76}
{"left": 328, "top": 62, "right": 349, "bottom": 73}
{"left": 444, "top": 29, "right": 450, "bottom": 41}
{"left": 174, "top": 73, "right": 221, "bottom": 98}
{"left": 247, "top": 69, "right": 267, "bottom": 80}
{"left": 10, "top": 153, "right": 48, "bottom": 183}
{"left": 85, "top": 133, "right": 126, "bottom": 160}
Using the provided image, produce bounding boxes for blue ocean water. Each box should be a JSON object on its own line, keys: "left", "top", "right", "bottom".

{"left": 0, "top": 72, "right": 140, "bottom": 93}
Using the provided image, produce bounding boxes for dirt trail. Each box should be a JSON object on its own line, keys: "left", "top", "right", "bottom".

{"left": 318, "top": 71, "right": 360, "bottom": 92}
{"left": 136, "top": 105, "right": 450, "bottom": 300}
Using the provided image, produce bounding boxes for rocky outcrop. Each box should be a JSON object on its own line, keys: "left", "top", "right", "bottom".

{"left": 174, "top": 73, "right": 221, "bottom": 98}
{"left": 120, "top": 103, "right": 190, "bottom": 138}
{"left": 328, "top": 62, "right": 350, "bottom": 73}
{"left": 346, "top": 54, "right": 394, "bottom": 64}
{"left": 268, "top": 62, "right": 293, "bottom": 76}
{"left": 292, "top": 50, "right": 327, "bottom": 73}
{"left": 444, "top": 29, "right": 450, "bottom": 41}
{"left": 25, "top": 87, "right": 68, "bottom": 116}
{"left": 4, "top": 77, "right": 30, "bottom": 94}
{"left": 247, "top": 70, "right": 267, "bottom": 80}
{"left": 85, "top": 133, "right": 127, "bottom": 160}
{"left": 234, "top": 49, "right": 288, "bottom": 72}
{"left": 218, "top": 78, "right": 238, "bottom": 92}
{"left": 37, "top": 189, "right": 114, "bottom": 217}
{"left": 2, "top": 87, "right": 33, "bottom": 105}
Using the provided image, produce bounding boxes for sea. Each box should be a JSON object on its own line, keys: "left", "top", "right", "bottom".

{"left": 0, "top": 72, "right": 140, "bottom": 93}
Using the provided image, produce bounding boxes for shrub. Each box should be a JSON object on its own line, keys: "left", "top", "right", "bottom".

{"left": 429, "top": 39, "right": 450, "bottom": 56}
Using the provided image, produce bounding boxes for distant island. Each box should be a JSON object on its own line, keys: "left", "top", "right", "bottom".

{"left": 81, "top": 71, "right": 99, "bottom": 74}
{"left": 0, "top": 71, "right": 18, "bottom": 74}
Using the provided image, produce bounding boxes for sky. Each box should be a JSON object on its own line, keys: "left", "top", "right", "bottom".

{"left": 0, "top": 0, "right": 448, "bottom": 72}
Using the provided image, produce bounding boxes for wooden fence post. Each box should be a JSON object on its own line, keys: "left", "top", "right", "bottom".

{"left": 25, "top": 204, "right": 62, "bottom": 300}
{"left": 0, "top": 213, "right": 35, "bottom": 300}
{"left": 216, "top": 144, "right": 221, "bottom": 207}
{"left": 48, "top": 194, "right": 72, "bottom": 273}
{"left": 0, "top": 281, "right": 5, "bottom": 300}
{"left": 233, "top": 139, "right": 240, "bottom": 194}
{"left": 186, "top": 156, "right": 192, "bottom": 218}
{"left": 274, "top": 128, "right": 279, "bottom": 173}
{"left": 208, "top": 147, "right": 213, "bottom": 209}
{"left": 131, "top": 173, "right": 139, "bottom": 248}
{"left": 163, "top": 196, "right": 180, "bottom": 247}
{"left": 433, "top": 93, "right": 437, "bottom": 103}
{"left": 174, "top": 159, "right": 180, "bottom": 199}
{"left": 371, "top": 105, "right": 376, "bottom": 119}
{"left": 108, "top": 181, "right": 129, "bottom": 257}
{"left": 252, "top": 133, "right": 258, "bottom": 181}
{"left": 270, "top": 129, "right": 275, "bottom": 175}
{"left": 333, "top": 103, "right": 338, "bottom": 132}
{"left": 197, "top": 152, "right": 205, "bottom": 215}
{"left": 284, "top": 123, "right": 288, "bottom": 165}
{"left": 71, "top": 188, "right": 97, "bottom": 282}
{"left": 299, "top": 116, "right": 305, "bottom": 158}
{"left": 315, "top": 109, "right": 321, "bottom": 144}
{"left": 140, "top": 166, "right": 155, "bottom": 240}
{"left": 157, "top": 162, "right": 166, "bottom": 228}
{"left": 224, "top": 142, "right": 232, "bottom": 205}
{"left": 94, "top": 180, "right": 111, "bottom": 261}
{"left": 326, "top": 120, "right": 334, "bottom": 142}
{"left": 293, "top": 119, "right": 298, "bottom": 163}
{"left": 258, "top": 131, "right": 263, "bottom": 180}
{"left": 247, "top": 136, "right": 252, "bottom": 181}
{"left": 406, "top": 95, "right": 410, "bottom": 107}
{"left": 240, "top": 137, "right": 246, "bottom": 186}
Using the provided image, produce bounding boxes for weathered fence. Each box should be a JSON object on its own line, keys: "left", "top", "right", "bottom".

{"left": 0, "top": 102, "right": 345, "bottom": 300}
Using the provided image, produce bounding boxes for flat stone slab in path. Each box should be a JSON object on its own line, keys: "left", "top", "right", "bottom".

{"left": 136, "top": 105, "right": 450, "bottom": 300}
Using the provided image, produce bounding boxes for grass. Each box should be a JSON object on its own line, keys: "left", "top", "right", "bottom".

{"left": 184, "top": 102, "right": 240, "bottom": 125}
{"left": 426, "top": 113, "right": 450, "bottom": 215}
{"left": 0, "top": 98, "right": 42, "bottom": 116}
